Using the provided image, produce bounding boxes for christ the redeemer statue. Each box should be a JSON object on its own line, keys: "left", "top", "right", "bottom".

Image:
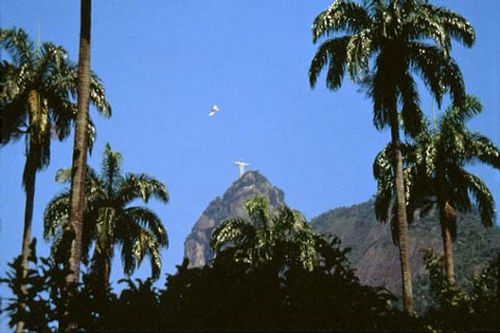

{"left": 234, "top": 160, "right": 249, "bottom": 178}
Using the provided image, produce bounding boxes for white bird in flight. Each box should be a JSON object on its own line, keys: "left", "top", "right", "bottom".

{"left": 209, "top": 104, "right": 219, "bottom": 117}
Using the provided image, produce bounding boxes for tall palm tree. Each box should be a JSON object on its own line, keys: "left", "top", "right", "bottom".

{"left": 0, "top": 28, "right": 110, "bottom": 332}
{"left": 309, "top": 0, "right": 474, "bottom": 313}
{"left": 66, "top": 0, "right": 92, "bottom": 292}
{"left": 374, "top": 95, "right": 500, "bottom": 286}
{"left": 44, "top": 143, "right": 169, "bottom": 291}
{"left": 210, "top": 196, "right": 324, "bottom": 272}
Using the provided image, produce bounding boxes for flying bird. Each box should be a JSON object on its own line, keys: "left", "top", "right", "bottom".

{"left": 209, "top": 104, "right": 219, "bottom": 117}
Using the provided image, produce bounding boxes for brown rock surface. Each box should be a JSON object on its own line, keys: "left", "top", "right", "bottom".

{"left": 184, "top": 171, "right": 285, "bottom": 267}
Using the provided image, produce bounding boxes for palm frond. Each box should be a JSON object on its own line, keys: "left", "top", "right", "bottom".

{"left": 407, "top": 43, "right": 446, "bottom": 107}
{"left": 0, "top": 28, "right": 34, "bottom": 68}
{"left": 43, "top": 190, "right": 70, "bottom": 239}
{"left": 403, "top": 6, "right": 450, "bottom": 51}
{"left": 463, "top": 171, "right": 496, "bottom": 228}
{"left": 438, "top": 56, "right": 466, "bottom": 109}
{"left": 312, "top": 0, "right": 371, "bottom": 43}
{"left": 53, "top": 62, "right": 112, "bottom": 117}
{"left": 346, "top": 29, "right": 374, "bottom": 82}
{"left": 124, "top": 225, "right": 163, "bottom": 279}
{"left": 464, "top": 132, "right": 500, "bottom": 168}
{"left": 397, "top": 70, "right": 424, "bottom": 137}
{"left": 373, "top": 143, "right": 392, "bottom": 181}
{"left": 117, "top": 173, "right": 169, "bottom": 206}
{"left": 147, "top": 240, "right": 162, "bottom": 280}
{"left": 210, "top": 217, "right": 256, "bottom": 252}
{"left": 370, "top": 52, "right": 397, "bottom": 130}
{"left": 421, "top": 4, "right": 475, "bottom": 48}
{"left": 446, "top": 164, "right": 472, "bottom": 212}
{"left": 244, "top": 195, "right": 270, "bottom": 225}
{"left": 441, "top": 94, "right": 482, "bottom": 127}
{"left": 55, "top": 168, "right": 72, "bottom": 184}
{"left": 373, "top": 143, "right": 396, "bottom": 225}
{"left": 90, "top": 72, "right": 112, "bottom": 118}
{"left": 122, "top": 206, "right": 168, "bottom": 246}
{"left": 309, "top": 36, "right": 350, "bottom": 89}
{"left": 120, "top": 231, "right": 137, "bottom": 276}
{"left": 101, "top": 142, "right": 123, "bottom": 194}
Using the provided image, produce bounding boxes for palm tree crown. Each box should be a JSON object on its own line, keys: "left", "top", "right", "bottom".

{"left": 309, "top": 0, "right": 474, "bottom": 134}
{"left": 420, "top": 96, "right": 499, "bottom": 227}
{"left": 374, "top": 95, "right": 500, "bottom": 284}
{"left": 0, "top": 27, "right": 111, "bottom": 168}
{"left": 44, "top": 143, "right": 169, "bottom": 286}
{"left": 210, "top": 196, "right": 325, "bottom": 272}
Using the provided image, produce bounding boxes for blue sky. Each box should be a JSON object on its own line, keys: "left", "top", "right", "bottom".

{"left": 1, "top": 0, "right": 499, "bottom": 313}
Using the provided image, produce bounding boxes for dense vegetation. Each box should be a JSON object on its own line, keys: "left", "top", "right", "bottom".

{"left": 1, "top": 0, "right": 499, "bottom": 331}
{"left": 2, "top": 198, "right": 499, "bottom": 331}
{"left": 0, "top": 199, "right": 413, "bottom": 331}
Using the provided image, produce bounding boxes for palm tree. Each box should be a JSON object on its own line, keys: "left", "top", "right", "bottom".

{"left": 44, "top": 143, "right": 169, "bottom": 291}
{"left": 309, "top": 0, "right": 474, "bottom": 313}
{"left": 0, "top": 28, "right": 110, "bottom": 332}
{"left": 66, "top": 0, "right": 92, "bottom": 293}
{"left": 210, "top": 196, "right": 324, "bottom": 272}
{"left": 374, "top": 95, "right": 500, "bottom": 286}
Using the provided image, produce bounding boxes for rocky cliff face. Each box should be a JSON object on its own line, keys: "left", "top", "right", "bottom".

{"left": 184, "top": 171, "right": 285, "bottom": 267}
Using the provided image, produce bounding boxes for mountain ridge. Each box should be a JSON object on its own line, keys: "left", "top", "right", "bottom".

{"left": 184, "top": 171, "right": 500, "bottom": 305}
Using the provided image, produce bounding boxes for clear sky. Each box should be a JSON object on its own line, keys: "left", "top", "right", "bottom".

{"left": 1, "top": 0, "right": 499, "bottom": 316}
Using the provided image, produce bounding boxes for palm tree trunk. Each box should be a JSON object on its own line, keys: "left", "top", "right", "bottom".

{"left": 92, "top": 251, "right": 111, "bottom": 295}
{"left": 439, "top": 200, "right": 456, "bottom": 286}
{"left": 389, "top": 112, "right": 415, "bottom": 315}
{"left": 496, "top": 253, "right": 500, "bottom": 302}
{"left": 103, "top": 256, "right": 111, "bottom": 291}
{"left": 67, "top": 0, "right": 92, "bottom": 286}
{"left": 15, "top": 159, "right": 36, "bottom": 333}
{"left": 63, "top": 0, "right": 91, "bottom": 329}
{"left": 496, "top": 254, "right": 500, "bottom": 326}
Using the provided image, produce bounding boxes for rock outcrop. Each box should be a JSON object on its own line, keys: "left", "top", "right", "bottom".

{"left": 184, "top": 171, "right": 285, "bottom": 267}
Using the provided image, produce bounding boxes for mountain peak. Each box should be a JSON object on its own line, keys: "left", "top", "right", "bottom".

{"left": 184, "top": 170, "right": 285, "bottom": 267}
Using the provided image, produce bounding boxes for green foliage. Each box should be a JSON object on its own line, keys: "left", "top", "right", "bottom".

{"left": 0, "top": 239, "right": 109, "bottom": 332}
{"left": 210, "top": 196, "right": 324, "bottom": 271}
{"left": 0, "top": 27, "right": 111, "bottom": 171}
{"left": 374, "top": 95, "right": 499, "bottom": 240}
{"left": 155, "top": 244, "right": 412, "bottom": 332}
{"left": 100, "top": 278, "right": 161, "bottom": 331}
{"left": 310, "top": 0, "right": 475, "bottom": 313}
{"left": 373, "top": 96, "right": 499, "bottom": 291}
{"left": 421, "top": 249, "right": 500, "bottom": 331}
{"left": 44, "top": 143, "right": 169, "bottom": 284}
{"left": 310, "top": 0, "right": 474, "bottom": 136}
{"left": 2, "top": 215, "right": 423, "bottom": 331}
{"left": 5, "top": 205, "right": 499, "bottom": 331}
